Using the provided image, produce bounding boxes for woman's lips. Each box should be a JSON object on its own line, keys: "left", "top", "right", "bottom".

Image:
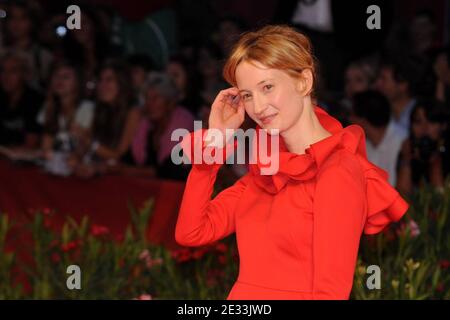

{"left": 259, "top": 114, "right": 277, "bottom": 125}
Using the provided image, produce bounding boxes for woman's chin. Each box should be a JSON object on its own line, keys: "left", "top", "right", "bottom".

{"left": 260, "top": 123, "right": 281, "bottom": 135}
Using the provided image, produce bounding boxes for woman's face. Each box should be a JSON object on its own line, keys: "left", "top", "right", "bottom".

{"left": 51, "top": 66, "right": 78, "bottom": 97}
{"left": 345, "top": 66, "right": 369, "bottom": 98}
{"left": 145, "top": 88, "right": 173, "bottom": 121}
{"left": 130, "top": 66, "right": 147, "bottom": 91}
{"left": 235, "top": 60, "right": 306, "bottom": 133}
{"left": 167, "top": 62, "right": 187, "bottom": 93}
{"left": 97, "top": 68, "right": 119, "bottom": 104}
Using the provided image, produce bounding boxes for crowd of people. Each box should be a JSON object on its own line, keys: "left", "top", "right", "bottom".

{"left": 0, "top": 0, "right": 449, "bottom": 196}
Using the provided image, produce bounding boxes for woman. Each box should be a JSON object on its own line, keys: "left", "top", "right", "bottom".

{"left": 338, "top": 58, "right": 377, "bottom": 126}
{"left": 2, "top": 0, "right": 53, "bottom": 91}
{"left": 38, "top": 61, "right": 94, "bottom": 157}
{"left": 175, "top": 25, "right": 409, "bottom": 300}
{"left": 60, "top": 8, "right": 110, "bottom": 98}
{"left": 166, "top": 55, "right": 204, "bottom": 117}
{"left": 0, "top": 50, "right": 42, "bottom": 149}
{"left": 73, "top": 60, "right": 139, "bottom": 178}
{"left": 433, "top": 47, "right": 450, "bottom": 108}
{"left": 396, "top": 99, "right": 449, "bottom": 195}
{"left": 122, "top": 72, "right": 194, "bottom": 180}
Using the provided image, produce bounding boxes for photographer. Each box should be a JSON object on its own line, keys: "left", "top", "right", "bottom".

{"left": 396, "top": 99, "right": 449, "bottom": 195}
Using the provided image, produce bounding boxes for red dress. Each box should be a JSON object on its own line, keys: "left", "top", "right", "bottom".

{"left": 175, "top": 106, "right": 409, "bottom": 300}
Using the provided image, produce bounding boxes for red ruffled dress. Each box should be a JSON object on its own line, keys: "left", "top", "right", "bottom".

{"left": 175, "top": 106, "right": 409, "bottom": 300}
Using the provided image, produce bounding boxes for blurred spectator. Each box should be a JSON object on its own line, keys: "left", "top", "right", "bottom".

{"left": 2, "top": 0, "right": 53, "bottom": 91}
{"left": 60, "top": 8, "right": 110, "bottom": 97}
{"left": 72, "top": 60, "right": 140, "bottom": 178}
{"left": 433, "top": 46, "right": 450, "bottom": 108}
{"left": 350, "top": 90, "right": 407, "bottom": 186}
{"left": 38, "top": 61, "right": 94, "bottom": 158}
{"left": 0, "top": 50, "right": 43, "bottom": 148}
{"left": 410, "top": 10, "right": 439, "bottom": 56}
{"left": 339, "top": 57, "right": 378, "bottom": 121}
{"left": 397, "top": 99, "right": 449, "bottom": 195}
{"left": 213, "top": 15, "right": 246, "bottom": 57}
{"left": 122, "top": 72, "right": 194, "bottom": 181}
{"left": 128, "top": 54, "right": 155, "bottom": 107}
{"left": 166, "top": 55, "right": 204, "bottom": 118}
{"left": 344, "top": 59, "right": 377, "bottom": 100}
{"left": 196, "top": 42, "right": 227, "bottom": 106}
{"left": 375, "top": 56, "right": 423, "bottom": 131}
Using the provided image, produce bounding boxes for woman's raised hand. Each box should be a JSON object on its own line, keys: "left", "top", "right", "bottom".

{"left": 208, "top": 87, "right": 245, "bottom": 133}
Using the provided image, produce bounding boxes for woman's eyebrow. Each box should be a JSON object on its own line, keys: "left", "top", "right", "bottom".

{"left": 239, "top": 78, "right": 274, "bottom": 93}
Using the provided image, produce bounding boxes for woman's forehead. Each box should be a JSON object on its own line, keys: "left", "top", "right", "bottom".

{"left": 235, "top": 61, "right": 284, "bottom": 89}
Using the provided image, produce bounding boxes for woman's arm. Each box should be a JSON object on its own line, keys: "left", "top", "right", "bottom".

{"left": 41, "top": 134, "right": 54, "bottom": 156}
{"left": 95, "top": 108, "right": 141, "bottom": 160}
{"left": 176, "top": 88, "right": 246, "bottom": 246}
{"left": 312, "top": 155, "right": 366, "bottom": 299}
{"left": 175, "top": 130, "right": 249, "bottom": 247}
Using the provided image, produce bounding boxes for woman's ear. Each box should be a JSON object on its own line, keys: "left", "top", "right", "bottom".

{"left": 295, "top": 69, "right": 314, "bottom": 96}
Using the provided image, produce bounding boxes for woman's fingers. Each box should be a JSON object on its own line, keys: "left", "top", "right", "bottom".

{"left": 209, "top": 87, "right": 245, "bottom": 131}
{"left": 214, "top": 88, "right": 240, "bottom": 107}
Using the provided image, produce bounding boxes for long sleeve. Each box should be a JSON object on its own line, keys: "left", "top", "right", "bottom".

{"left": 175, "top": 130, "right": 250, "bottom": 247}
{"left": 311, "top": 156, "right": 366, "bottom": 299}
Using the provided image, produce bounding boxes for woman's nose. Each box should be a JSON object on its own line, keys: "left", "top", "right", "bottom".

{"left": 253, "top": 95, "right": 267, "bottom": 115}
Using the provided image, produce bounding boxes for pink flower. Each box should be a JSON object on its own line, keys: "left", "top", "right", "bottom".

{"left": 61, "top": 240, "right": 81, "bottom": 252}
{"left": 396, "top": 219, "right": 420, "bottom": 238}
{"left": 90, "top": 224, "right": 110, "bottom": 237}
{"left": 146, "top": 257, "right": 163, "bottom": 269}
{"left": 139, "top": 249, "right": 150, "bottom": 261}
{"left": 134, "top": 294, "right": 152, "bottom": 300}
{"left": 139, "top": 249, "right": 163, "bottom": 268}
{"left": 408, "top": 220, "right": 420, "bottom": 237}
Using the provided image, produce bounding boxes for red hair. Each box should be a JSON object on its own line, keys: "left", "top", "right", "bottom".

{"left": 223, "top": 25, "right": 317, "bottom": 96}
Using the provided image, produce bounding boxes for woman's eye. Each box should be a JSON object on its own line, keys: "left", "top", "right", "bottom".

{"left": 241, "top": 94, "right": 251, "bottom": 101}
{"left": 263, "top": 84, "right": 273, "bottom": 91}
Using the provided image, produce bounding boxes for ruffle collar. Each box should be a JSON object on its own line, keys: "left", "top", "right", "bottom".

{"left": 247, "top": 106, "right": 409, "bottom": 235}
{"left": 248, "top": 106, "right": 368, "bottom": 194}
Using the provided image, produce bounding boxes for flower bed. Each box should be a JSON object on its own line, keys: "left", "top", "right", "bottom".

{"left": 0, "top": 181, "right": 449, "bottom": 299}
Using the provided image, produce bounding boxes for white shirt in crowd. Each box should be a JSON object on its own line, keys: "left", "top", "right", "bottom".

{"left": 291, "top": 0, "right": 334, "bottom": 32}
{"left": 37, "top": 99, "right": 95, "bottom": 131}
{"left": 37, "top": 100, "right": 95, "bottom": 152}
{"left": 366, "top": 119, "right": 408, "bottom": 186}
